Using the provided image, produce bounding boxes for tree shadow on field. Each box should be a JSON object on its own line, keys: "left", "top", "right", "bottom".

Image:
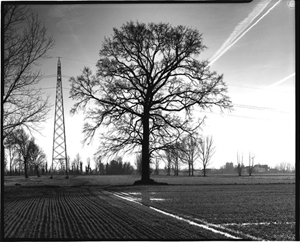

{"left": 133, "top": 178, "right": 168, "bottom": 186}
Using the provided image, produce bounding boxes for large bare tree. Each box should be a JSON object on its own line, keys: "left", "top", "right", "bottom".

{"left": 69, "top": 21, "right": 232, "bottom": 184}
{"left": 3, "top": 5, "right": 54, "bottom": 139}
{"left": 199, "top": 135, "right": 215, "bottom": 177}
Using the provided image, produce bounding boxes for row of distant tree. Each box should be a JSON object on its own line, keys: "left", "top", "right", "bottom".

{"left": 69, "top": 154, "right": 134, "bottom": 175}
{"left": 132, "top": 134, "right": 215, "bottom": 177}
{"left": 4, "top": 128, "right": 47, "bottom": 178}
{"left": 219, "top": 161, "right": 295, "bottom": 175}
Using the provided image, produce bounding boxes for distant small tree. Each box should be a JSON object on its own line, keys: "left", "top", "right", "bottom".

{"left": 58, "top": 158, "right": 65, "bottom": 174}
{"left": 237, "top": 152, "right": 244, "bottom": 176}
{"left": 154, "top": 158, "right": 160, "bottom": 175}
{"left": 4, "top": 133, "right": 19, "bottom": 176}
{"left": 86, "top": 157, "right": 91, "bottom": 175}
{"left": 163, "top": 142, "right": 182, "bottom": 176}
{"left": 74, "top": 153, "right": 81, "bottom": 175}
{"left": 65, "top": 156, "right": 70, "bottom": 178}
{"left": 80, "top": 161, "right": 83, "bottom": 174}
{"left": 135, "top": 153, "right": 142, "bottom": 175}
{"left": 164, "top": 149, "right": 172, "bottom": 176}
{"left": 180, "top": 133, "right": 201, "bottom": 176}
{"left": 172, "top": 153, "right": 180, "bottom": 176}
{"left": 248, "top": 152, "right": 255, "bottom": 176}
{"left": 199, "top": 136, "right": 215, "bottom": 177}
{"left": 277, "top": 162, "right": 294, "bottom": 172}
{"left": 45, "top": 161, "right": 48, "bottom": 175}
{"left": 28, "top": 141, "right": 46, "bottom": 177}
{"left": 9, "top": 128, "right": 35, "bottom": 178}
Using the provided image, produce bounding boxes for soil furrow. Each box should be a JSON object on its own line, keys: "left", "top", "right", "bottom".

{"left": 86, "top": 189, "right": 172, "bottom": 239}
{"left": 84, "top": 189, "right": 159, "bottom": 239}
{"left": 64, "top": 189, "right": 84, "bottom": 238}
{"left": 34, "top": 195, "right": 47, "bottom": 238}
{"left": 78, "top": 189, "right": 136, "bottom": 238}
{"left": 27, "top": 192, "right": 47, "bottom": 237}
{"left": 7, "top": 193, "right": 37, "bottom": 237}
{"left": 51, "top": 189, "right": 63, "bottom": 238}
{"left": 56, "top": 188, "right": 73, "bottom": 238}
{"left": 4, "top": 203, "right": 23, "bottom": 238}
{"left": 82, "top": 189, "right": 137, "bottom": 238}
{"left": 70, "top": 189, "right": 100, "bottom": 238}
{"left": 62, "top": 188, "right": 89, "bottom": 238}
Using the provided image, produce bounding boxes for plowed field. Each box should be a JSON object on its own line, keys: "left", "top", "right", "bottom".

{"left": 4, "top": 186, "right": 230, "bottom": 240}
{"left": 3, "top": 175, "right": 296, "bottom": 240}
{"left": 109, "top": 183, "right": 295, "bottom": 240}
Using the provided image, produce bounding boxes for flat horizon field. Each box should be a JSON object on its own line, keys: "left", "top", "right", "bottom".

{"left": 3, "top": 172, "right": 295, "bottom": 187}
{"left": 3, "top": 173, "right": 296, "bottom": 240}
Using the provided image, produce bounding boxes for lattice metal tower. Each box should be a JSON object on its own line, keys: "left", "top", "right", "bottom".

{"left": 51, "top": 57, "right": 68, "bottom": 178}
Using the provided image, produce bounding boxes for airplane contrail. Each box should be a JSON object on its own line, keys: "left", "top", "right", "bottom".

{"left": 269, "top": 73, "right": 295, "bottom": 87}
{"left": 209, "top": 0, "right": 281, "bottom": 66}
{"left": 209, "top": 0, "right": 272, "bottom": 63}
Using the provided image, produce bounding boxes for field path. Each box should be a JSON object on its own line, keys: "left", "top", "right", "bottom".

{"left": 4, "top": 185, "right": 231, "bottom": 240}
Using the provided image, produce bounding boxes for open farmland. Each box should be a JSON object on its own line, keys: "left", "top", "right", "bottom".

{"left": 3, "top": 174, "right": 295, "bottom": 240}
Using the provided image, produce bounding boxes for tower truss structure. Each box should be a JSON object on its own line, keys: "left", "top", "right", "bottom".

{"left": 51, "top": 57, "right": 68, "bottom": 178}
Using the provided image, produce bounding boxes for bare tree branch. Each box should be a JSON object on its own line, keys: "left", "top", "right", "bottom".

{"left": 3, "top": 5, "right": 54, "bottom": 140}
{"left": 199, "top": 135, "right": 215, "bottom": 177}
{"left": 69, "top": 21, "right": 232, "bottom": 182}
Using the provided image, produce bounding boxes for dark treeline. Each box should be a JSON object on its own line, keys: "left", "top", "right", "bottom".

{"left": 105, "top": 159, "right": 134, "bottom": 175}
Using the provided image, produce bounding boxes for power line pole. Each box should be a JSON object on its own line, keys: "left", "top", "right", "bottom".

{"left": 51, "top": 57, "right": 69, "bottom": 179}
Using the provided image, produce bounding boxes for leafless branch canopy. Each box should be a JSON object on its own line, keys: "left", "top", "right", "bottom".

{"left": 199, "top": 135, "right": 215, "bottom": 176}
{"left": 69, "top": 21, "right": 232, "bottom": 159}
{"left": 3, "top": 5, "right": 54, "bottom": 139}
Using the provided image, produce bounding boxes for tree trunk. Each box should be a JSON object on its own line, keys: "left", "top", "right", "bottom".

{"left": 191, "top": 163, "right": 194, "bottom": 176}
{"left": 141, "top": 111, "right": 150, "bottom": 182}
{"left": 9, "top": 148, "right": 12, "bottom": 176}
{"left": 36, "top": 165, "right": 40, "bottom": 177}
{"left": 24, "top": 160, "right": 28, "bottom": 178}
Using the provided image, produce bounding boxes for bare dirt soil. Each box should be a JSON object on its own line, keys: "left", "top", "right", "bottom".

{"left": 3, "top": 174, "right": 296, "bottom": 240}
{"left": 109, "top": 183, "right": 295, "bottom": 240}
{"left": 4, "top": 185, "right": 228, "bottom": 240}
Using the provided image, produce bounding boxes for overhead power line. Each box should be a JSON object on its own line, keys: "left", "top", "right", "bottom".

{"left": 228, "top": 84, "right": 293, "bottom": 93}
{"left": 233, "top": 103, "right": 291, "bottom": 113}
{"left": 197, "top": 109, "right": 269, "bottom": 121}
{"left": 50, "top": 56, "right": 95, "bottom": 65}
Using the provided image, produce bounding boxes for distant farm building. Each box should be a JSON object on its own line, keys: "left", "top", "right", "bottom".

{"left": 254, "top": 164, "right": 269, "bottom": 173}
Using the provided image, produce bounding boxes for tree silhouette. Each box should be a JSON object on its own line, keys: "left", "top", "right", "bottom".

{"left": 3, "top": 5, "right": 54, "bottom": 139}
{"left": 9, "top": 128, "right": 34, "bottom": 178}
{"left": 236, "top": 152, "right": 244, "bottom": 176}
{"left": 28, "top": 141, "right": 46, "bottom": 177}
{"left": 180, "top": 133, "right": 201, "bottom": 176}
{"left": 70, "top": 21, "right": 232, "bottom": 184}
{"left": 248, "top": 152, "right": 255, "bottom": 176}
{"left": 199, "top": 136, "right": 215, "bottom": 177}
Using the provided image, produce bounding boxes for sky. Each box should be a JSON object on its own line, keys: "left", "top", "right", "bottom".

{"left": 24, "top": 0, "right": 295, "bottom": 170}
